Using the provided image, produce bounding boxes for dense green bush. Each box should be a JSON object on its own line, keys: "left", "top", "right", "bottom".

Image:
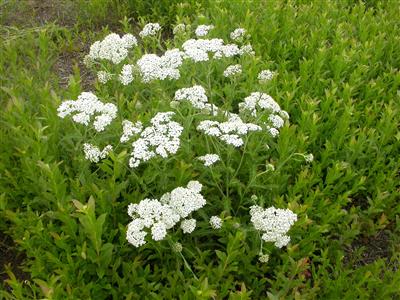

{"left": 1, "top": 1, "right": 399, "bottom": 299}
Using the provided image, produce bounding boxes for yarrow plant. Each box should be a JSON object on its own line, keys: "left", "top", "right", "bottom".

{"left": 250, "top": 205, "right": 297, "bottom": 248}
{"left": 197, "top": 154, "right": 220, "bottom": 166}
{"left": 195, "top": 24, "right": 214, "bottom": 37}
{"left": 223, "top": 64, "right": 242, "bottom": 77}
{"left": 86, "top": 33, "right": 137, "bottom": 64}
{"left": 258, "top": 69, "right": 276, "bottom": 82}
{"left": 209, "top": 216, "right": 223, "bottom": 229}
{"left": 83, "top": 143, "right": 113, "bottom": 163}
{"left": 57, "top": 92, "right": 117, "bottom": 132}
{"left": 128, "top": 112, "right": 183, "bottom": 168}
{"left": 126, "top": 181, "right": 206, "bottom": 247}
{"left": 139, "top": 23, "right": 161, "bottom": 38}
{"left": 56, "top": 21, "right": 306, "bottom": 263}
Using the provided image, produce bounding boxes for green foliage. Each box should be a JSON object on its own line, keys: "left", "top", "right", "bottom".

{"left": 1, "top": 0, "right": 400, "bottom": 299}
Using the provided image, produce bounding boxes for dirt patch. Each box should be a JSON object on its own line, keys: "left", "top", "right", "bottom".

{"left": 1, "top": 0, "right": 78, "bottom": 28}
{"left": 344, "top": 230, "right": 392, "bottom": 268}
{"left": 0, "top": 231, "right": 29, "bottom": 286}
{"left": 53, "top": 41, "right": 96, "bottom": 90}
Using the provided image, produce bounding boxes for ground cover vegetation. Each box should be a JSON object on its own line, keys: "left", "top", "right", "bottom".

{"left": 0, "top": 0, "right": 399, "bottom": 299}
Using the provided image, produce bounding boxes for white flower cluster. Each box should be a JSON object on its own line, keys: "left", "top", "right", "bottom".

{"left": 230, "top": 28, "right": 246, "bottom": 41}
{"left": 258, "top": 69, "right": 276, "bottom": 82}
{"left": 173, "top": 85, "right": 220, "bottom": 115}
{"left": 57, "top": 92, "right": 117, "bottom": 132}
{"left": 120, "top": 120, "right": 143, "bottom": 143}
{"left": 83, "top": 143, "right": 113, "bottom": 163}
{"left": 139, "top": 23, "right": 161, "bottom": 38}
{"left": 173, "top": 23, "right": 187, "bottom": 35}
{"left": 223, "top": 64, "right": 242, "bottom": 77}
{"left": 180, "top": 218, "right": 196, "bottom": 233}
{"left": 197, "top": 115, "right": 261, "bottom": 147}
{"left": 87, "top": 33, "right": 137, "bottom": 64}
{"left": 182, "top": 38, "right": 240, "bottom": 62}
{"left": 197, "top": 154, "right": 220, "bottom": 166}
{"left": 250, "top": 205, "right": 297, "bottom": 248}
{"left": 119, "top": 64, "right": 134, "bottom": 85}
{"left": 97, "top": 71, "right": 112, "bottom": 84}
{"left": 304, "top": 153, "right": 314, "bottom": 163}
{"left": 126, "top": 181, "right": 206, "bottom": 247}
{"left": 136, "top": 49, "right": 184, "bottom": 82}
{"left": 209, "top": 216, "right": 223, "bottom": 229}
{"left": 258, "top": 253, "right": 270, "bottom": 263}
{"left": 129, "top": 112, "right": 183, "bottom": 168}
{"left": 174, "top": 85, "right": 208, "bottom": 109}
{"left": 195, "top": 24, "right": 214, "bottom": 37}
{"left": 239, "top": 44, "right": 255, "bottom": 56}
{"left": 239, "top": 92, "right": 282, "bottom": 116}
{"left": 238, "top": 92, "right": 289, "bottom": 137}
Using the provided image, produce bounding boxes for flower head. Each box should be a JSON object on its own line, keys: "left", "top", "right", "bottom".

{"left": 197, "top": 154, "right": 220, "bottom": 166}
{"left": 57, "top": 92, "right": 117, "bottom": 132}
{"left": 139, "top": 23, "right": 161, "bottom": 38}
{"left": 258, "top": 69, "right": 276, "bottom": 82}
{"left": 180, "top": 219, "right": 196, "bottom": 234}
{"left": 83, "top": 143, "right": 112, "bottom": 163}
{"left": 209, "top": 216, "right": 223, "bottom": 229}
{"left": 129, "top": 112, "right": 183, "bottom": 168}
{"left": 223, "top": 64, "right": 242, "bottom": 77}
{"left": 126, "top": 181, "right": 206, "bottom": 247}
{"left": 250, "top": 205, "right": 297, "bottom": 248}
{"left": 88, "top": 33, "right": 137, "bottom": 64}
{"left": 230, "top": 28, "right": 246, "bottom": 41}
{"left": 195, "top": 24, "right": 214, "bottom": 37}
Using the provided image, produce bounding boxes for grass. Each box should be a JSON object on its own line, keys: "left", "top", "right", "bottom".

{"left": 1, "top": 0, "right": 399, "bottom": 299}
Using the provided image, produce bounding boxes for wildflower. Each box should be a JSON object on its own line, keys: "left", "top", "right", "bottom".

{"left": 195, "top": 24, "right": 214, "bottom": 37}
{"left": 258, "top": 69, "right": 276, "bottom": 82}
{"left": 230, "top": 28, "right": 246, "bottom": 41}
{"left": 126, "top": 181, "right": 206, "bottom": 247}
{"left": 119, "top": 64, "right": 134, "bottom": 85}
{"left": 223, "top": 64, "right": 242, "bottom": 77}
{"left": 129, "top": 112, "right": 183, "bottom": 168}
{"left": 181, "top": 219, "right": 197, "bottom": 233}
{"left": 267, "top": 126, "right": 279, "bottom": 137}
{"left": 250, "top": 205, "right": 297, "bottom": 248}
{"left": 197, "top": 154, "right": 220, "bottom": 166}
{"left": 279, "top": 110, "right": 290, "bottom": 120}
{"left": 137, "top": 49, "right": 184, "bottom": 82}
{"left": 209, "top": 216, "right": 222, "bottom": 229}
{"left": 239, "top": 92, "right": 281, "bottom": 117}
{"left": 268, "top": 114, "right": 284, "bottom": 129}
{"left": 139, "top": 23, "right": 161, "bottom": 38}
{"left": 239, "top": 44, "right": 255, "bottom": 56}
{"left": 182, "top": 39, "right": 240, "bottom": 62}
{"left": 83, "top": 143, "right": 113, "bottom": 163}
{"left": 258, "top": 253, "right": 270, "bottom": 263}
{"left": 251, "top": 195, "right": 258, "bottom": 202}
{"left": 174, "top": 85, "right": 208, "bottom": 109}
{"left": 172, "top": 242, "right": 183, "bottom": 252}
{"left": 97, "top": 71, "right": 112, "bottom": 84}
{"left": 304, "top": 153, "right": 314, "bottom": 163}
{"left": 88, "top": 33, "right": 137, "bottom": 64}
{"left": 213, "top": 44, "right": 241, "bottom": 59}
{"left": 120, "top": 120, "right": 143, "bottom": 143}
{"left": 151, "top": 222, "right": 167, "bottom": 240}
{"left": 57, "top": 92, "right": 117, "bottom": 132}
{"left": 126, "top": 219, "right": 147, "bottom": 247}
{"left": 169, "top": 181, "right": 206, "bottom": 218}
{"left": 173, "top": 23, "right": 186, "bottom": 35}
{"left": 197, "top": 114, "right": 261, "bottom": 147}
